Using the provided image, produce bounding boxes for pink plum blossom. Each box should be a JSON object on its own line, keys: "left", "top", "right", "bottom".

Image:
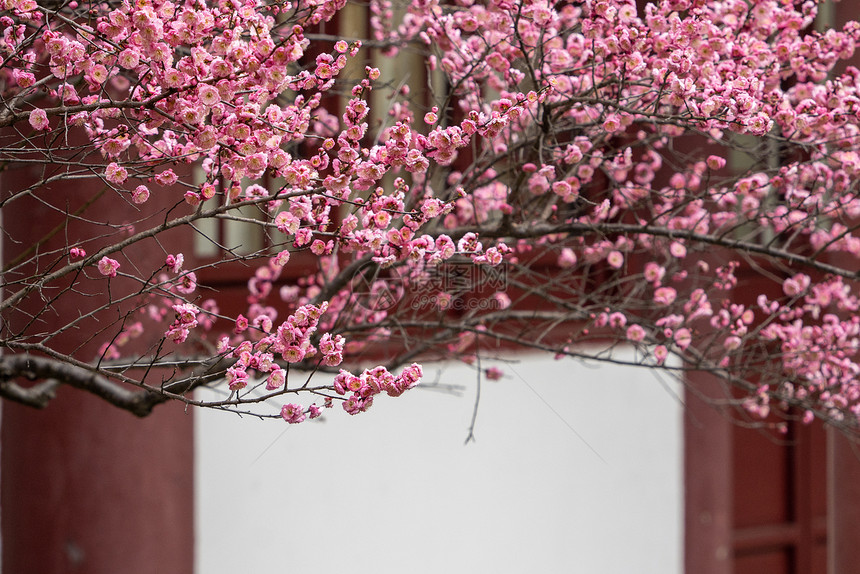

{"left": 132, "top": 185, "right": 150, "bottom": 204}
{"left": 281, "top": 404, "right": 306, "bottom": 424}
{"left": 105, "top": 163, "right": 128, "bottom": 184}
{"left": 28, "top": 109, "right": 49, "bottom": 131}
{"left": 626, "top": 324, "right": 646, "bottom": 343}
{"left": 97, "top": 256, "right": 120, "bottom": 278}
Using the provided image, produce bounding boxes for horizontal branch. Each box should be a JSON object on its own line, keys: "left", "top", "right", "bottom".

{"left": 0, "top": 354, "right": 167, "bottom": 416}
{"left": 0, "top": 187, "right": 314, "bottom": 314}
{"left": 496, "top": 221, "right": 859, "bottom": 280}
{"left": 0, "top": 91, "right": 175, "bottom": 129}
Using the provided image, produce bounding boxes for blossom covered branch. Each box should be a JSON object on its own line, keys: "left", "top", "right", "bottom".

{"left": 3, "top": 0, "right": 860, "bottom": 432}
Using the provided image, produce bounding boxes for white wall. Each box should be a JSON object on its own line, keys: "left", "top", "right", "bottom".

{"left": 195, "top": 352, "right": 682, "bottom": 574}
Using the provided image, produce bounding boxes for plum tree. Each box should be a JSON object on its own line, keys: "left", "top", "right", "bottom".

{"left": 3, "top": 0, "right": 860, "bottom": 434}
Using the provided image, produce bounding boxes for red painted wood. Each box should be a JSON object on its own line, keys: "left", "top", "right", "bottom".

{"left": 734, "top": 548, "right": 791, "bottom": 574}
{"left": 732, "top": 424, "right": 790, "bottom": 530}
{"left": 728, "top": 417, "right": 829, "bottom": 574}
{"left": 685, "top": 372, "right": 733, "bottom": 574}
{"left": 1, "top": 154, "right": 196, "bottom": 573}
{"left": 686, "top": 372, "right": 831, "bottom": 574}
{"left": 827, "top": 430, "right": 860, "bottom": 574}
{"left": 1, "top": 396, "right": 194, "bottom": 574}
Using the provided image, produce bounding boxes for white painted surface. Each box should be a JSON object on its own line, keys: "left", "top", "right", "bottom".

{"left": 195, "top": 352, "right": 682, "bottom": 574}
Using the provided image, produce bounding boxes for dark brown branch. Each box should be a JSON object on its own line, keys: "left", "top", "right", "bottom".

{"left": 0, "top": 354, "right": 167, "bottom": 416}
{"left": 0, "top": 378, "right": 59, "bottom": 409}
{"left": 0, "top": 91, "right": 176, "bottom": 129}
{"left": 490, "top": 221, "right": 859, "bottom": 280}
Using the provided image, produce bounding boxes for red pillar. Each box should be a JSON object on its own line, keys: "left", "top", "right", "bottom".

{"left": 828, "top": 430, "right": 860, "bottom": 574}
{"left": 685, "top": 373, "right": 733, "bottom": 574}
{"left": 1, "top": 395, "right": 194, "bottom": 573}
{"left": 0, "top": 151, "right": 196, "bottom": 573}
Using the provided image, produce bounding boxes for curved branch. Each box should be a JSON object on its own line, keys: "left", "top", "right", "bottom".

{"left": 494, "top": 221, "right": 859, "bottom": 280}
{"left": 0, "top": 91, "right": 176, "bottom": 130}
{"left": 0, "top": 354, "right": 167, "bottom": 416}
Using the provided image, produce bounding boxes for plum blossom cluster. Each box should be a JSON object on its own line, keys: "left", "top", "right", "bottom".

{"left": 165, "top": 303, "right": 199, "bottom": 344}
{"left": 218, "top": 302, "right": 330, "bottom": 391}
{"left": 356, "top": 0, "right": 860, "bottom": 428}
{"left": 214, "top": 301, "right": 421, "bottom": 421}
{"left": 333, "top": 363, "right": 422, "bottom": 415}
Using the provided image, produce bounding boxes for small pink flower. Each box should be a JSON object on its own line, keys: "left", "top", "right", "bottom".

{"left": 234, "top": 314, "right": 249, "bottom": 333}
{"left": 457, "top": 232, "right": 482, "bottom": 253}
{"left": 155, "top": 169, "right": 178, "bottom": 186}
{"left": 723, "top": 336, "right": 742, "bottom": 351}
{"left": 89, "top": 64, "right": 108, "bottom": 84}
{"left": 132, "top": 185, "right": 150, "bottom": 204}
{"left": 29, "top": 109, "right": 49, "bottom": 131}
{"left": 184, "top": 191, "right": 201, "bottom": 206}
{"left": 69, "top": 247, "right": 86, "bottom": 259}
{"left": 603, "top": 114, "right": 622, "bottom": 133}
{"left": 654, "top": 287, "right": 677, "bottom": 306}
{"left": 165, "top": 253, "right": 184, "bottom": 273}
{"left": 420, "top": 198, "right": 444, "bottom": 219}
{"left": 198, "top": 84, "right": 220, "bottom": 107}
{"left": 333, "top": 370, "right": 354, "bottom": 395}
{"left": 245, "top": 153, "right": 267, "bottom": 174}
{"left": 485, "top": 366, "right": 504, "bottom": 380}
{"left": 674, "top": 328, "right": 692, "bottom": 350}
{"left": 118, "top": 49, "right": 140, "bottom": 69}
{"left": 281, "top": 403, "right": 306, "bottom": 424}
{"left": 310, "top": 239, "right": 327, "bottom": 255}
{"left": 273, "top": 250, "right": 291, "bottom": 267}
{"left": 319, "top": 333, "right": 343, "bottom": 355}
{"left": 654, "top": 345, "right": 668, "bottom": 365}
{"left": 97, "top": 256, "right": 120, "bottom": 277}
{"left": 173, "top": 303, "right": 198, "bottom": 325}
{"left": 14, "top": 70, "right": 35, "bottom": 88}
{"left": 105, "top": 162, "right": 128, "bottom": 184}
{"left": 606, "top": 250, "right": 624, "bottom": 269}
{"left": 275, "top": 211, "right": 300, "bottom": 234}
{"left": 644, "top": 262, "right": 665, "bottom": 284}
{"left": 282, "top": 345, "right": 305, "bottom": 363}
{"left": 669, "top": 242, "right": 687, "bottom": 258}
{"left": 558, "top": 248, "right": 577, "bottom": 268}
{"left": 626, "top": 324, "right": 646, "bottom": 343}
{"left": 342, "top": 395, "right": 364, "bottom": 415}
{"left": 494, "top": 292, "right": 511, "bottom": 309}
{"left": 175, "top": 271, "right": 197, "bottom": 294}
{"left": 226, "top": 366, "right": 248, "bottom": 390}
{"left": 782, "top": 273, "right": 810, "bottom": 297}
{"left": 165, "top": 325, "right": 190, "bottom": 343}
{"left": 266, "top": 368, "right": 286, "bottom": 390}
{"left": 373, "top": 211, "right": 391, "bottom": 229}
{"left": 294, "top": 228, "right": 313, "bottom": 247}
{"left": 255, "top": 314, "right": 273, "bottom": 333}
{"left": 397, "top": 363, "right": 422, "bottom": 391}
{"left": 706, "top": 155, "right": 726, "bottom": 170}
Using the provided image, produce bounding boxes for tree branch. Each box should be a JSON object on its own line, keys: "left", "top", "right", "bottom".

{"left": 0, "top": 354, "right": 168, "bottom": 416}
